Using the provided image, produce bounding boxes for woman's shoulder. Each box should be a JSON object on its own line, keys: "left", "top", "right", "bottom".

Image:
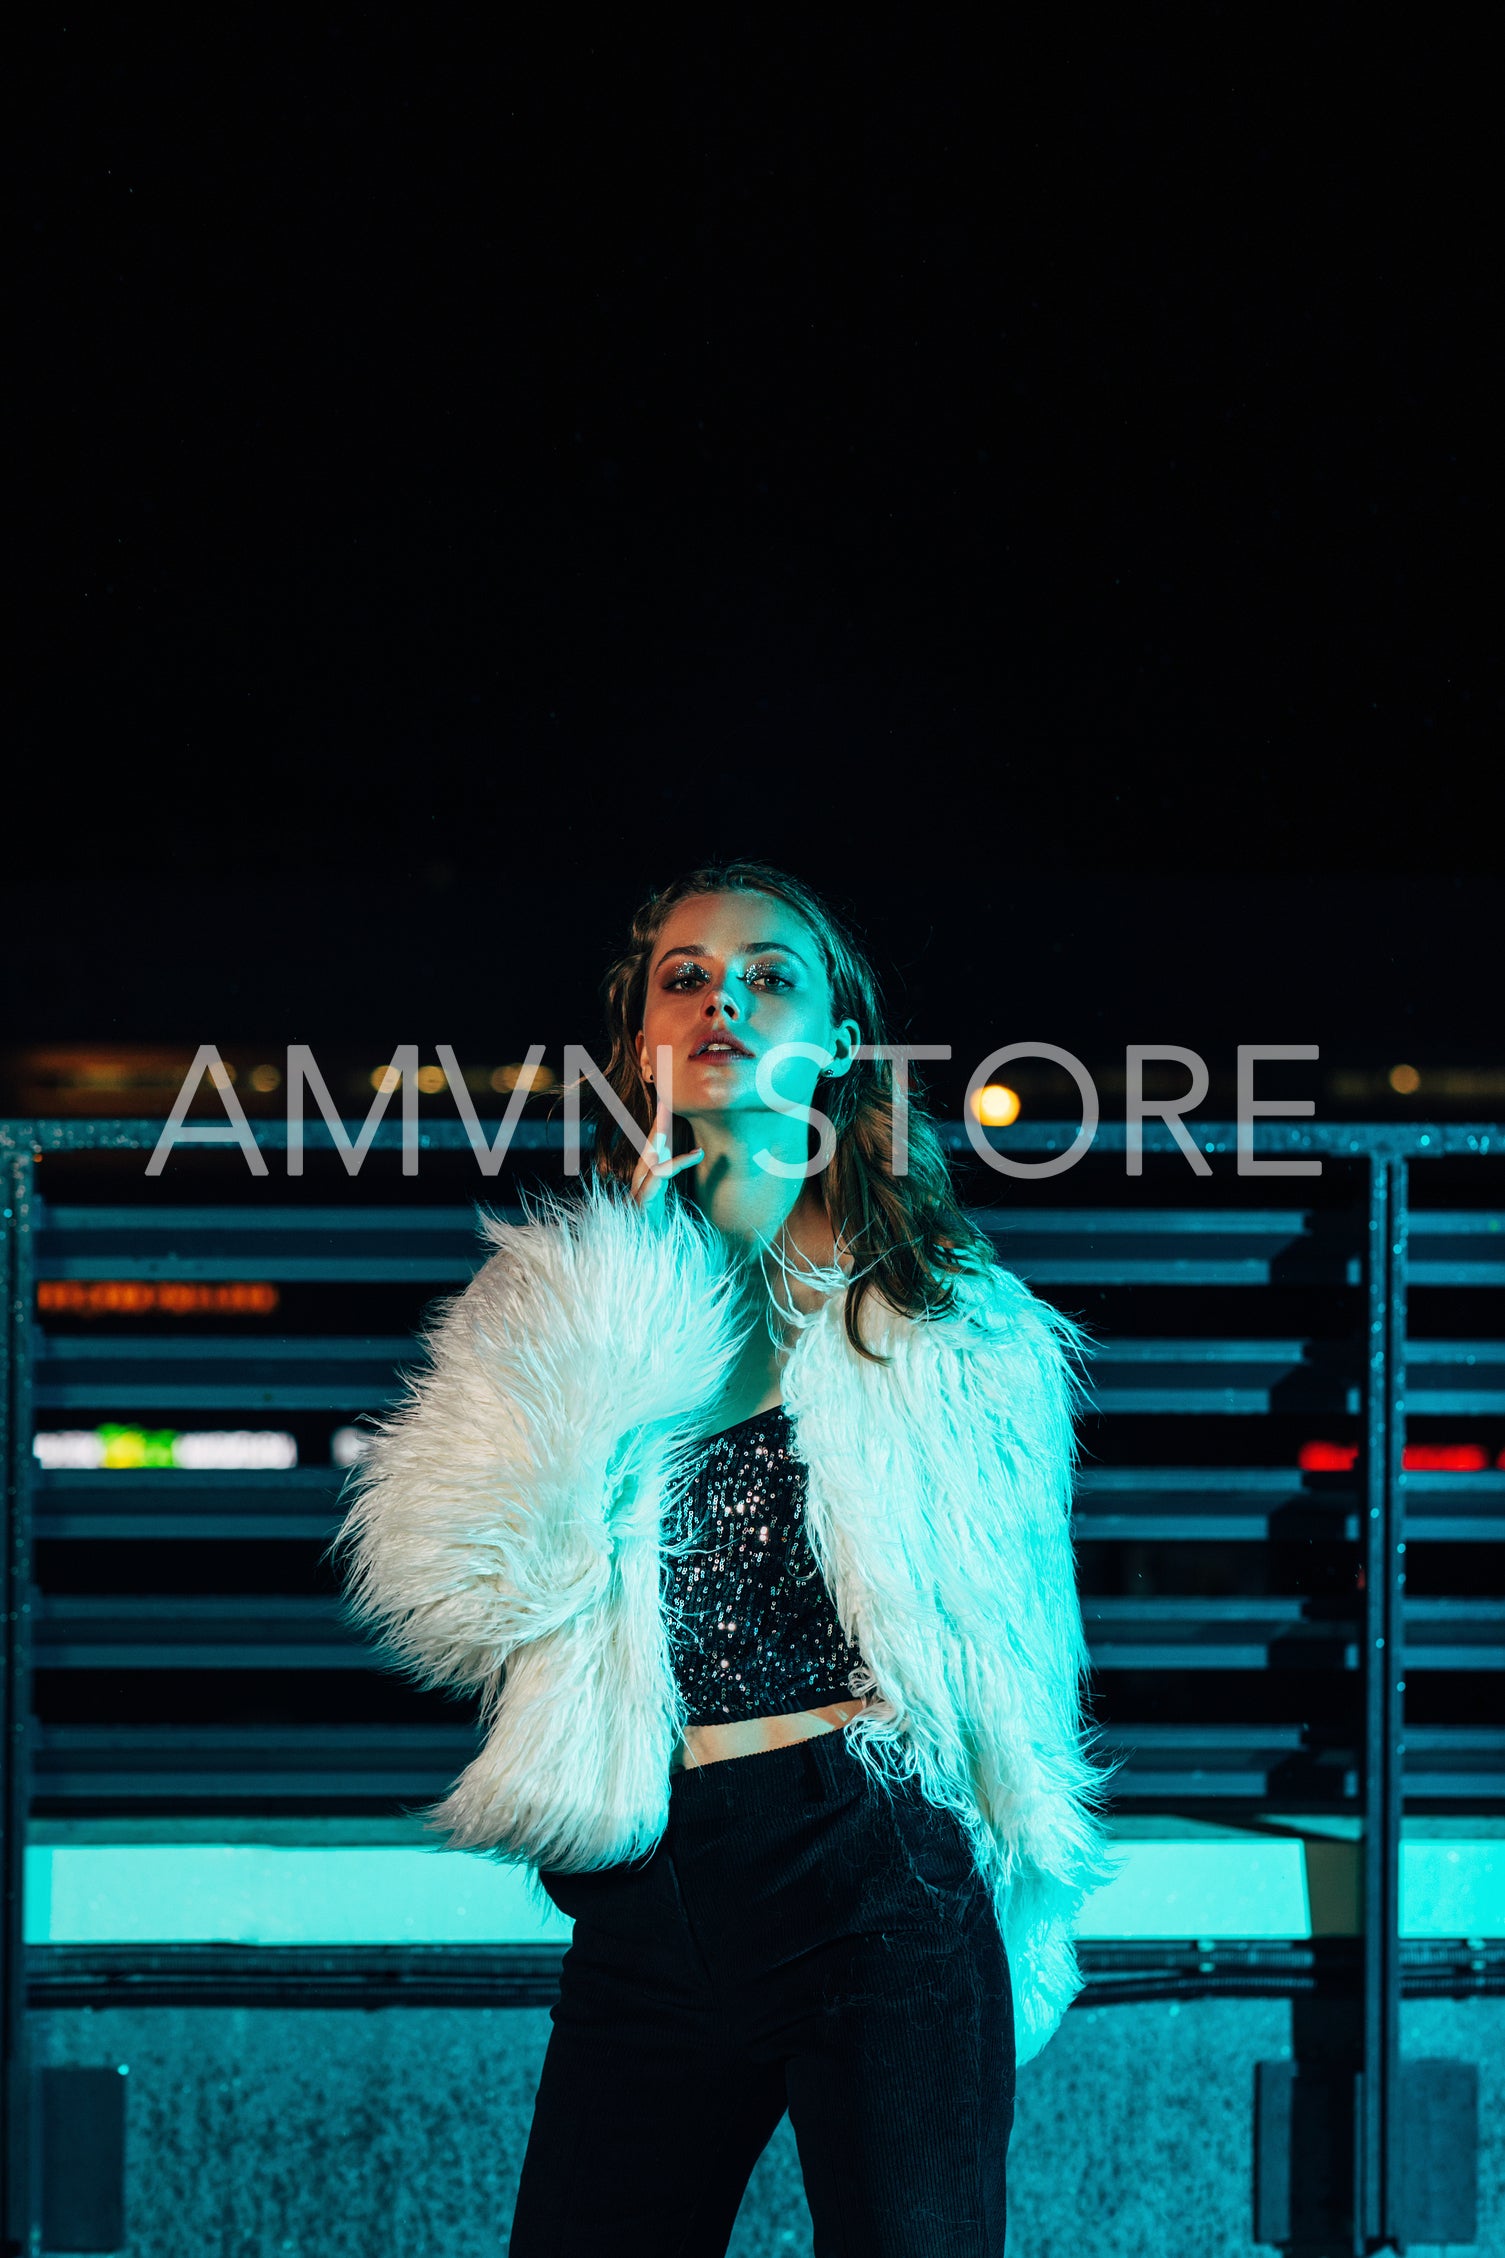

{"left": 405, "top": 1176, "right": 746, "bottom": 1436}
{"left": 470, "top": 1175, "right": 730, "bottom": 1294}
{"left": 863, "top": 1248, "right": 1087, "bottom": 1384}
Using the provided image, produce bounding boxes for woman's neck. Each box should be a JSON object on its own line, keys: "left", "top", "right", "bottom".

{"left": 683, "top": 1121, "right": 845, "bottom": 1317}
{"left": 685, "top": 1118, "right": 809, "bottom": 1252}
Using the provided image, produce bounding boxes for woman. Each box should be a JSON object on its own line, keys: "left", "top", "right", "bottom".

{"left": 332, "top": 860, "right": 1116, "bottom": 2256}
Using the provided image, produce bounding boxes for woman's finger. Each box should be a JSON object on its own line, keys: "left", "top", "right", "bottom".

{"left": 630, "top": 1128, "right": 671, "bottom": 1202}
{"left": 630, "top": 1129, "right": 702, "bottom": 1208}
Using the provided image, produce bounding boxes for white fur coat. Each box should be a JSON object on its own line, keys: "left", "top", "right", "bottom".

{"left": 332, "top": 1181, "right": 1119, "bottom": 2064}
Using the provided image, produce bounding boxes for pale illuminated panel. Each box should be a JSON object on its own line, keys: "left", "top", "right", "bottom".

{"left": 34, "top": 1429, "right": 298, "bottom": 1471}
{"left": 330, "top": 1426, "right": 371, "bottom": 1468}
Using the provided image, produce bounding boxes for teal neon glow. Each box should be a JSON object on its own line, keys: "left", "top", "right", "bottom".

{"left": 23, "top": 1832, "right": 1505, "bottom": 1946}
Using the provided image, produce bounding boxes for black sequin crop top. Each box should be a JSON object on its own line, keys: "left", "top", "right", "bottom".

{"left": 661, "top": 1405, "right": 866, "bottom": 1727}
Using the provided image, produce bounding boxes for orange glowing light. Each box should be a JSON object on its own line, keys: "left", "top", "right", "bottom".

{"left": 492, "top": 1061, "right": 556, "bottom": 1094}
{"left": 38, "top": 1281, "right": 280, "bottom": 1317}
{"left": 970, "top": 1084, "right": 1022, "bottom": 1128}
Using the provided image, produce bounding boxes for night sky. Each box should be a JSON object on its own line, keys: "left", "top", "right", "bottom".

{"left": 11, "top": 13, "right": 1500, "bottom": 1107}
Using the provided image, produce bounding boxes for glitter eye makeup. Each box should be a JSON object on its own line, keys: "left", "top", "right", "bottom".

{"left": 660, "top": 953, "right": 800, "bottom": 992}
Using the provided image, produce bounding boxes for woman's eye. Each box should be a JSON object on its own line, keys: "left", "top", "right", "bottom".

{"left": 662, "top": 961, "right": 792, "bottom": 991}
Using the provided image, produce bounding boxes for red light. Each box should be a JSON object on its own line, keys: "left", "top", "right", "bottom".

{"left": 1299, "top": 1442, "right": 1359, "bottom": 1472}
{"left": 1299, "top": 1440, "right": 1493, "bottom": 1474}
{"left": 1403, "top": 1444, "right": 1489, "bottom": 1473}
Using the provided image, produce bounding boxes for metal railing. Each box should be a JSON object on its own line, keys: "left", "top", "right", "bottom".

{"left": 3, "top": 1114, "right": 1502, "bottom": 2254}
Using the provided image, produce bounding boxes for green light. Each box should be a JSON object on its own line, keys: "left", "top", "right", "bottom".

{"left": 97, "top": 1424, "right": 179, "bottom": 1470}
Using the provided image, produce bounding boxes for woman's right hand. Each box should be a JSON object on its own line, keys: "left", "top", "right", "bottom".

{"left": 630, "top": 1087, "right": 703, "bottom": 1217}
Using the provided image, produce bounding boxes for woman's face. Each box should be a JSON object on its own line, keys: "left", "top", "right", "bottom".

{"left": 636, "top": 890, "right": 860, "bottom": 1129}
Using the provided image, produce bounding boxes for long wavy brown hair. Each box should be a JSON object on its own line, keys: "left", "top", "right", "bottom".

{"left": 586, "top": 860, "right": 992, "bottom": 1359}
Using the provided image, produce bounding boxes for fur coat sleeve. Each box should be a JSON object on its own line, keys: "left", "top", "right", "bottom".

{"left": 328, "top": 1185, "right": 747, "bottom": 1866}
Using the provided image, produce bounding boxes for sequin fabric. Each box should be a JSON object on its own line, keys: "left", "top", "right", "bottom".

{"left": 662, "top": 1405, "right": 866, "bottom": 1726}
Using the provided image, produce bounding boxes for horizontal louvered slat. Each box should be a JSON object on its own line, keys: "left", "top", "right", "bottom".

{"left": 34, "top": 1467, "right": 1504, "bottom": 1545}
{"left": 40, "top": 1205, "right": 1502, "bottom": 1288}
{"left": 35, "top": 1334, "right": 416, "bottom": 1412}
{"left": 35, "top": 1591, "right": 1504, "bottom": 1674}
{"left": 33, "top": 1467, "right": 347, "bottom": 1541}
{"left": 1088, "top": 1341, "right": 1501, "bottom": 1417}
{"left": 26, "top": 1718, "right": 1502, "bottom": 1812}
{"left": 1088, "top": 1597, "right": 1505, "bottom": 1670}
{"left": 973, "top": 1209, "right": 1362, "bottom": 1286}
{"left": 1401, "top": 1600, "right": 1505, "bottom": 1669}
{"left": 34, "top": 1594, "right": 372, "bottom": 1669}
{"left": 1088, "top": 1340, "right": 1360, "bottom": 1416}
{"left": 1085, "top": 1597, "right": 1360, "bottom": 1670}
{"left": 1407, "top": 1211, "right": 1505, "bottom": 1286}
{"left": 1399, "top": 1729, "right": 1505, "bottom": 1798}
{"left": 30, "top": 1724, "right": 478, "bottom": 1805}
{"left": 1073, "top": 1468, "right": 1359, "bottom": 1542}
{"left": 1398, "top": 1474, "right": 1505, "bottom": 1541}
{"left": 1097, "top": 1726, "right": 1358, "bottom": 1802}
{"left": 29, "top": 1722, "right": 1361, "bottom": 1808}
{"left": 1403, "top": 1340, "right": 1505, "bottom": 1415}
{"left": 38, "top": 1205, "right": 509, "bottom": 1286}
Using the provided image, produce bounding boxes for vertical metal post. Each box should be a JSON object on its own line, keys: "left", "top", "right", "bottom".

{"left": 1360, "top": 1156, "right": 1407, "bottom": 2251}
{"left": 0, "top": 1149, "right": 37, "bottom": 2258}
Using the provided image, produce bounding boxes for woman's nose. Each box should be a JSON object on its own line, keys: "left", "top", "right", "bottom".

{"left": 703, "top": 991, "right": 739, "bottom": 1019}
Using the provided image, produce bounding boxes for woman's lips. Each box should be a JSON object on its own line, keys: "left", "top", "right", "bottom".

{"left": 690, "top": 1037, "right": 754, "bottom": 1060}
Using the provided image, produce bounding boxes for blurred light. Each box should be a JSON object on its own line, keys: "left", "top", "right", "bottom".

{"left": 492, "top": 1061, "right": 556, "bottom": 1094}
{"left": 415, "top": 1065, "right": 447, "bottom": 1095}
{"left": 20, "top": 1048, "right": 191, "bottom": 1092}
{"left": 331, "top": 1426, "right": 371, "bottom": 1468}
{"left": 172, "top": 1431, "right": 298, "bottom": 1470}
{"left": 1300, "top": 1439, "right": 1492, "bottom": 1474}
{"left": 369, "top": 1064, "right": 402, "bottom": 1094}
{"left": 1433, "top": 1069, "right": 1505, "bottom": 1099}
{"left": 1331, "top": 1065, "right": 1505, "bottom": 1103}
{"left": 970, "top": 1084, "right": 1022, "bottom": 1128}
{"left": 1299, "top": 1442, "right": 1358, "bottom": 1472}
{"left": 1403, "top": 1444, "right": 1489, "bottom": 1473}
{"left": 33, "top": 1428, "right": 297, "bottom": 1471}
{"left": 38, "top": 1281, "right": 279, "bottom": 1317}
{"left": 33, "top": 1432, "right": 107, "bottom": 1470}
{"left": 248, "top": 1063, "right": 282, "bottom": 1093}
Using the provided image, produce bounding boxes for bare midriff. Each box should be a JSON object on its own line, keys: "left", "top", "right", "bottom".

{"left": 670, "top": 1697, "right": 870, "bottom": 1772}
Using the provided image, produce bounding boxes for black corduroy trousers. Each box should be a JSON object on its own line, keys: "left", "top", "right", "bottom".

{"left": 507, "top": 1728, "right": 1014, "bottom": 2257}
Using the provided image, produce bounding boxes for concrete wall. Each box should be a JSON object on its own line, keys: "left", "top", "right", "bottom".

{"left": 30, "top": 1995, "right": 1504, "bottom": 2255}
